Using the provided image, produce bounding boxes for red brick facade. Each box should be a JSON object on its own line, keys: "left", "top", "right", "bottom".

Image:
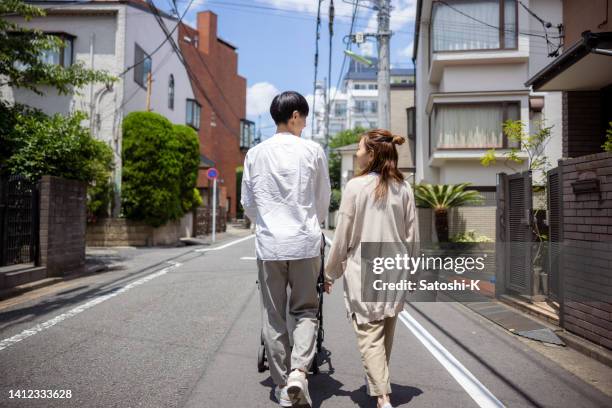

{"left": 179, "top": 12, "right": 247, "bottom": 220}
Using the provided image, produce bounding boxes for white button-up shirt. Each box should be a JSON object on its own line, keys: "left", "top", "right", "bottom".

{"left": 240, "top": 132, "right": 331, "bottom": 260}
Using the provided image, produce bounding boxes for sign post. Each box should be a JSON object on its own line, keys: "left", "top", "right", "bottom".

{"left": 207, "top": 168, "right": 219, "bottom": 243}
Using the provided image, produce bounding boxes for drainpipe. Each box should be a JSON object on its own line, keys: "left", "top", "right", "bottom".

{"left": 89, "top": 33, "right": 95, "bottom": 133}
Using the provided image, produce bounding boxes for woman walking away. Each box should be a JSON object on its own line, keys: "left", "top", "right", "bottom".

{"left": 323, "top": 129, "right": 420, "bottom": 408}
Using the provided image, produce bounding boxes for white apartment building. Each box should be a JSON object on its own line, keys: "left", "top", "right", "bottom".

{"left": 311, "top": 58, "right": 415, "bottom": 145}
{"left": 1, "top": 0, "right": 196, "bottom": 215}
{"left": 413, "top": 0, "right": 564, "bottom": 190}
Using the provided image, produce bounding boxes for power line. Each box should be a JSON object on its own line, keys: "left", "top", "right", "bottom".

{"left": 148, "top": 0, "right": 239, "bottom": 135}
{"left": 119, "top": 0, "right": 196, "bottom": 78}
{"left": 164, "top": 2, "right": 244, "bottom": 123}
{"left": 331, "top": 0, "right": 359, "bottom": 106}
{"left": 311, "top": 0, "right": 324, "bottom": 134}
{"left": 325, "top": 0, "right": 335, "bottom": 154}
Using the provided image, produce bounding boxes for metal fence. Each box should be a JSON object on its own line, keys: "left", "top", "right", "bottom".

{"left": 0, "top": 174, "right": 39, "bottom": 267}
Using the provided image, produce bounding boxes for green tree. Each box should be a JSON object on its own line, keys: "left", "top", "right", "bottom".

{"left": 602, "top": 122, "right": 612, "bottom": 152}
{"left": 0, "top": 0, "right": 113, "bottom": 94}
{"left": 327, "top": 126, "right": 366, "bottom": 213}
{"left": 173, "top": 124, "right": 202, "bottom": 212}
{"left": 122, "top": 112, "right": 202, "bottom": 228}
{"left": 480, "top": 119, "right": 553, "bottom": 184}
{"left": 414, "top": 183, "right": 483, "bottom": 242}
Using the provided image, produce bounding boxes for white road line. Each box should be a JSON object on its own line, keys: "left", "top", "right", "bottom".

{"left": 325, "top": 235, "right": 503, "bottom": 407}
{"left": 240, "top": 256, "right": 257, "bottom": 260}
{"left": 194, "top": 234, "right": 255, "bottom": 252}
{"left": 0, "top": 261, "right": 183, "bottom": 352}
{"left": 398, "top": 310, "right": 505, "bottom": 408}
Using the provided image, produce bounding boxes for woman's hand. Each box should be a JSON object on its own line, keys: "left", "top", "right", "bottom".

{"left": 323, "top": 281, "right": 333, "bottom": 294}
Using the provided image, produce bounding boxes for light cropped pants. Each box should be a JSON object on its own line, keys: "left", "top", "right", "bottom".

{"left": 257, "top": 256, "right": 320, "bottom": 386}
{"left": 351, "top": 313, "right": 398, "bottom": 396}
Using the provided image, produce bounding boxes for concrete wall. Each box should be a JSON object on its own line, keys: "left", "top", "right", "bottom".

{"left": 390, "top": 86, "right": 415, "bottom": 172}
{"left": 86, "top": 212, "right": 193, "bottom": 247}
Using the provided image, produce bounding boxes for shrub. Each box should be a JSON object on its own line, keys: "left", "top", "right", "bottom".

{"left": 121, "top": 113, "right": 201, "bottom": 227}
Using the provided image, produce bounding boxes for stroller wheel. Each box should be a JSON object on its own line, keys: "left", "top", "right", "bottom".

{"left": 257, "top": 344, "right": 266, "bottom": 373}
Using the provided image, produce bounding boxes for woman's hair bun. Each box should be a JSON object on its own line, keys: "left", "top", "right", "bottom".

{"left": 392, "top": 134, "right": 405, "bottom": 145}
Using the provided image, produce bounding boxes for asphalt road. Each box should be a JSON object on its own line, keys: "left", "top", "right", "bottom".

{"left": 0, "top": 232, "right": 610, "bottom": 408}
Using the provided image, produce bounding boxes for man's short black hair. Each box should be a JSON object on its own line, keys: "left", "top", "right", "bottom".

{"left": 269, "top": 91, "right": 309, "bottom": 125}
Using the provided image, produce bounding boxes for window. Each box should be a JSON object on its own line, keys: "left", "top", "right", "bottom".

{"left": 356, "top": 100, "right": 377, "bottom": 114}
{"left": 34, "top": 33, "right": 74, "bottom": 67}
{"left": 134, "top": 43, "right": 152, "bottom": 88}
{"left": 168, "top": 74, "right": 175, "bottom": 110}
{"left": 240, "top": 119, "right": 255, "bottom": 149}
{"left": 329, "top": 123, "right": 345, "bottom": 135}
{"left": 186, "top": 99, "right": 201, "bottom": 129}
{"left": 368, "top": 84, "right": 378, "bottom": 90}
{"left": 431, "top": 0, "right": 517, "bottom": 52}
{"left": 333, "top": 101, "right": 347, "bottom": 117}
{"left": 430, "top": 102, "right": 520, "bottom": 151}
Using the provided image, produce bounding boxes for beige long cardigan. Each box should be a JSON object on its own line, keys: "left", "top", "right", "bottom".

{"left": 324, "top": 173, "right": 420, "bottom": 325}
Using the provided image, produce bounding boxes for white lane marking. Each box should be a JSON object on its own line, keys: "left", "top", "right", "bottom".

{"left": 0, "top": 261, "right": 183, "bottom": 352}
{"left": 240, "top": 256, "right": 257, "bottom": 260}
{"left": 398, "top": 310, "right": 505, "bottom": 408}
{"left": 324, "top": 235, "right": 503, "bottom": 407}
{"left": 194, "top": 234, "right": 255, "bottom": 252}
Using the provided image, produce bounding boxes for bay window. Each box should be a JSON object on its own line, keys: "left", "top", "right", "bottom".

{"left": 430, "top": 102, "right": 520, "bottom": 152}
{"left": 431, "top": 0, "right": 517, "bottom": 53}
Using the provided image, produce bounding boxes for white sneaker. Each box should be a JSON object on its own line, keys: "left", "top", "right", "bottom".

{"left": 286, "top": 369, "right": 312, "bottom": 407}
{"left": 274, "top": 385, "right": 292, "bottom": 407}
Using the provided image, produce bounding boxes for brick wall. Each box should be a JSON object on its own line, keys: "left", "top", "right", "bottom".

{"left": 560, "top": 151, "right": 612, "bottom": 350}
{"left": 563, "top": 91, "right": 605, "bottom": 158}
{"left": 39, "top": 176, "right": 87, "bottom": 276}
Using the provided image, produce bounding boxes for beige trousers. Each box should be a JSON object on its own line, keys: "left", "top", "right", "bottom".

{"left": 351, "top": 313, "right": 398, "bottom": 396}
{"left": 257, "top": 256, "right": 320, "bottom": 386}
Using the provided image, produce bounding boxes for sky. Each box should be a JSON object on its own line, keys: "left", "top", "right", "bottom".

{"left": 154, "top": 0, "right": 417, "bottom": 139}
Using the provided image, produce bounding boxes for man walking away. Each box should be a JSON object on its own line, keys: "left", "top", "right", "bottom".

{"left": 241, "top": 91, "right": 331, "bottom": 407}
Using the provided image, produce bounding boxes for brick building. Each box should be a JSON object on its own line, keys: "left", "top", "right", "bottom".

{"left": 179, "top": 12, "right": 253, "bottom": 221}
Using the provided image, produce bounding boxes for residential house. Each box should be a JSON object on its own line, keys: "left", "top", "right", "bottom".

{"left": 1, "top": 0, "right": 196, "bottom": 216}
{"left": 179, "top": 11, "right": 250, "bottom": 221}
{"left": 413, "top": 0, "right": 564, "bottom": 189}
{"left": 312, "top": 59, "right": 415, "bottom": 141}
{"left": 524, "top": 0, "right": 612, "bottom": 350}
{"left": 412, "top": 0, "right": 564, "bottom": 241}
{"left": 315, "top": 59, "right": 416, "bottom": 191}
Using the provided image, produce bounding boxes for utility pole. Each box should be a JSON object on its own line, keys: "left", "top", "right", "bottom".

{"left": 347, "top": 0, "right": 392, "bottom": 129}
{"left": 145, "top": 71, "right": 152, "bottom": 111}
{"left": 376, "top": 0, "right": 391, "bottom": 130}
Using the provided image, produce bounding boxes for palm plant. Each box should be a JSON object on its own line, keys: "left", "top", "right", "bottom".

{"left": 414, "top": 183, "right": 483, "bottom": 242}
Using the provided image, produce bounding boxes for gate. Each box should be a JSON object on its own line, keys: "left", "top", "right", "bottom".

{"left": 497, "top": 171, "right": 533, "bottom": 296}
{"left": 546, "top": 166, "right": 562, "bottom": 302}
{"left": 0, "top": 174, "right": 39, "bottom": 267}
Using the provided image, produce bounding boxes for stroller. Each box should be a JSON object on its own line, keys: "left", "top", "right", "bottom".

{"left": 257, "top": 232, "right": 327, "bottom": 375}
